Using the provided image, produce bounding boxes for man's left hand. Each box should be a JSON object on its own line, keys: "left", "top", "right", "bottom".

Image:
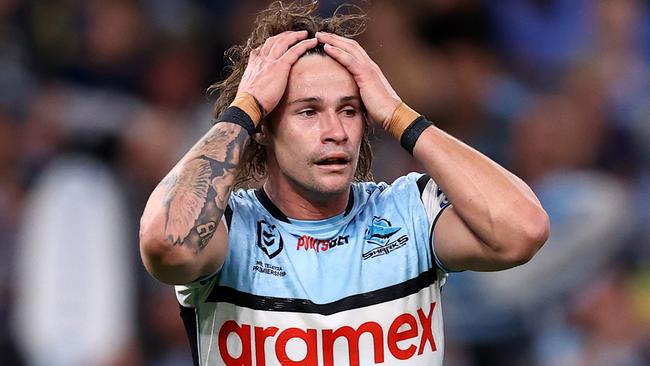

{"left": 316, "top": 32, "right": 401, "bottom": 129}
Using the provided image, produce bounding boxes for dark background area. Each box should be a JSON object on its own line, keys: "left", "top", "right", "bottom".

{"left": 0, "top": 0, "right": 648, "bottom": 365}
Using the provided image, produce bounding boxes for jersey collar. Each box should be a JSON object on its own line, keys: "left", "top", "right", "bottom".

{"left": 254, "top": 187, "right": 355, "bottom": 224}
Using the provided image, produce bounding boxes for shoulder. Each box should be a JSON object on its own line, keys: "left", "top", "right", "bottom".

{"left": 347, "top": 173, "right": 429, "bottom": 218}
{"left": 352, "top": 173, "right": 449, "bottom": 220}
{"left": 229, "top": 187, "right": 258, "bottom": 205}
{"left": 352, "top": 172, "right": 430, "bottom": 200}
{"left": 221, "top": 188, "right": 261, "bottom": 229}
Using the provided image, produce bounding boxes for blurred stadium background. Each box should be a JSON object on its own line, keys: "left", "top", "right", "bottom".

{"left": 0, "top": 0, "right": 649, "bottom": 365}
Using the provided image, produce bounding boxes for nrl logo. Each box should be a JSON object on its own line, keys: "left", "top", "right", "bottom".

{"left": 257, "top": 220, "right": 284, "bottom": 259}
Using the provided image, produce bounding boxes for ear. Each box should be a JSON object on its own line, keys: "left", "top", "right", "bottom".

{"left": 253, "top": 123, "right": 271, "bottom": 146}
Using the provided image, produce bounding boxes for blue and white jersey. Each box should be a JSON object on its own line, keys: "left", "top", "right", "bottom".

{"left": 176, "top": 172, "right": 451, "bottom": 366}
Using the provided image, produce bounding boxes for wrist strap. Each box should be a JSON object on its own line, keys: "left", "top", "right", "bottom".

{"left": 400, "top": 116, "right": 433, "bottom": 155}
{"left": 231, "top": 92, "right": 263, "bottom": 125}
{"left": 216, "top": 107, "right": 256, "bottom": 136}
{"left": 385, "top": 102, "right": 434, "bottom": 155}
{"left": 386, "top": 102, "right": 420, "bottom": 140}
{"left": 215, "top": 93, "right": 263, "bottom": 136}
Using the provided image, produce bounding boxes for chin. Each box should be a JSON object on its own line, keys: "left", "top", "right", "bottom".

{"left": 311, "top": 175, "right": 354, "bottom": 196}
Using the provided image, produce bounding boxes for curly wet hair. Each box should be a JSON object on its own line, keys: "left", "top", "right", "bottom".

{"left": 209, "top": 0, "right": 373, "bottom": 188}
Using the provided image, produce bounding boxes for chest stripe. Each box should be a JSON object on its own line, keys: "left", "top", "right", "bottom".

{"left": 205, "top": 268, "right": 437, "bottom": 315}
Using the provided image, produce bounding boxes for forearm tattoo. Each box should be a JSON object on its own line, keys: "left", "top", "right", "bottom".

{"left": 160, "top": 123, "right": 248, "bottom": 252}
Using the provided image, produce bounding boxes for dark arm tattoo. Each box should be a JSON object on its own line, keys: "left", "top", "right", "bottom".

{"left": 160, "top": 123, "right": 248, "bottom": 252}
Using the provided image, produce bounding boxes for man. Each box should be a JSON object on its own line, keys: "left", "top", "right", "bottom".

{"left": 140, "top": 2, "right": 549, "bottom": 365}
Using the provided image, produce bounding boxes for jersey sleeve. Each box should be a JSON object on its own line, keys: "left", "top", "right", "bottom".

{"left": 175, "top": 273, "right": 221, "bottom": 366}
{"left": 411, "top": 173, "right": 453, "bottom": 272}
{"left": 175, "top": 272, "right": 220, "bottom": 307}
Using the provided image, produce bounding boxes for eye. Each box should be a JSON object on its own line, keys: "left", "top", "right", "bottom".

{"left": 341, "top": 108, "right": 358, "bottom": 117}
{"left": 298, "top": 109, "right": 317, "bottom": 118}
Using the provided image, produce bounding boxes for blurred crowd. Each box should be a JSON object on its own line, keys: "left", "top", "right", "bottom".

{"left": 0, "top": 0, "right": 649, "bottom": 365}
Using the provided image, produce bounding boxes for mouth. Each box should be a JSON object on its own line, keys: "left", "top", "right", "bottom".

{"left": 313, "top": 154, "right": 351, "bottom": 170}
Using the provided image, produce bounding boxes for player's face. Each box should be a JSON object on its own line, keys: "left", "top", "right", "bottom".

{"left": 265, "top": 54, "right": 364, "bottom": 199}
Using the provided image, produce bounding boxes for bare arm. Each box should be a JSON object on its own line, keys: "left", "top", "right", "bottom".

{"left": 413, "top": 127, "right": 549, "bottom": 271}
{"left": 140, "top": 31, "right": 318, "bottom": 284}
{"left": 317, "top": 31, "right": 549, "bottom": 271}
{"left": 139, "top": 124, "right": 249, "bottom": 284}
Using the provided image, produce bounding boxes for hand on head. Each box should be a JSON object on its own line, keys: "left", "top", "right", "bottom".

{"left": 237, "top": 30, "right": 402, "bottom": 131}
{"left": 316, "top": 31, "right": 402, "bottom": 128}
{"left": 236, "top": 31, "right": 317, "bottom": 117}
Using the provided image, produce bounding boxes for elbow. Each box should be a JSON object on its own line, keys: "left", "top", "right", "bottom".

{"left": 139, "top": 216, "right": 194, "bottom": 284}
{"left": 525, "top": 207, "right": 550, "bottom": 252}
{"left": 501, "top": 206, "right": 550, "bottom": 267}
{"left": 139, "top": 227, "right": 168, "bottom": 273}
{"left": 139, "top": 219, "right": 171, "bottom": 280}
{"left": 139, "top": 212, "right": 168, "bottom": 267}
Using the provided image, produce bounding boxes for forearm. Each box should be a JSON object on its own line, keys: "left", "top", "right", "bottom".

{"left": 160, "top": 122, "right": 247, "bottom": 247}
{"left": 413, "top": 125, "right": 548, "bottom": 252}
{"left": 140, "top": 122, "right": 249, "bottom": 283}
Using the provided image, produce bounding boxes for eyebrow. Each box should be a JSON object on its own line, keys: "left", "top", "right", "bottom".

{"left": 289, "top": 96, "right": 361, "bottom": 105}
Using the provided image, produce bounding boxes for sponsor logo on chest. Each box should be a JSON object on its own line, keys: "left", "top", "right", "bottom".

{"left": 218, "top": 302, "right": 438, "bottom": 365}
{"left": 256, "top": 216, "right": 411, "bottom": 259}
{"left": 296, "top": 235, "right": 350, "bottom": 253}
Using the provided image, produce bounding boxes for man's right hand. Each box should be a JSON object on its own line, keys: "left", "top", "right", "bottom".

{"left": 237, "top": 31, "right": 318, "bottom": 116}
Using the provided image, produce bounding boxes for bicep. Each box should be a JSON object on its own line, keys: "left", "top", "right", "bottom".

{"left": 432, "top": 206, "right": 516, "bottom": 272}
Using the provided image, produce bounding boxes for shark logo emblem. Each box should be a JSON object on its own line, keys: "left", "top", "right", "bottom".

{"left": 257, "top": 220, "right": 283, "bottom": 259}
{"left": 362, "top": 217, "right": 408, "bottom": 260}
{"left": 364, "top": 217, "right": 401, "bottom": 245}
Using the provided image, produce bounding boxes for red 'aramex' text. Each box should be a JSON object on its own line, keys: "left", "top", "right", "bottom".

{"left": 218, "top": 302, "right": 437, "bottom": 365}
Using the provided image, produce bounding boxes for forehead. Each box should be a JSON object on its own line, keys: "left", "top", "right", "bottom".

{"left": 284, "top": 54, "right": 359, "bottom": 101}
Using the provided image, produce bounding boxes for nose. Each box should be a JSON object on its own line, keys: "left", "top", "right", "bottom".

{"left": 321, "top": 110, "right": 349, "bottom": 144}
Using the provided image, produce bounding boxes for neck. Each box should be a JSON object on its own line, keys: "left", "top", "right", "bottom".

{"left": 263, "top": 178, "right": 350, "bottom": 220}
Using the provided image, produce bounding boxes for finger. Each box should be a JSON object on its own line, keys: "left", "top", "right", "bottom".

{"left": 248, "top": 47, "right": 262, "bottom": 62}
{"left": 278, "top": 38, "right": 318, "bottom": 65}
{"left": 268, "top": 30, "right": 309, "bottom": 58}
{"left": 316, "top": 32, "right": 368, "bottom": 59}
{"left": 261, "top": 30, "right": 307, "bottom": 57}
{"left": 322, "top": 43, "right": 361, "bottom": 74}
{"left": 260, "top": 30, "right": 293, "bottom": 56}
